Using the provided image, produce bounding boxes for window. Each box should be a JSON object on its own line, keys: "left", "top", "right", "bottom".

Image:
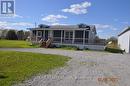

{"left": 65, "top": 32, "right": 69, "bottom": 40}
{"left": 70, "top": 32, "right": 73, "bottom": 38}
{"left": 53, "top": 30, "right": 61, "bottom": 37}
{"left": 37, "top": 31, "right": 42, "bottom": 36}
{"left": 75, "top": 30, "right": 83, "bottom": 38}
{"left": 33, "top": 30, "right": 36, "bottom": 36}
{"left": 85, "top": 31, "right": 89, "bottom": 38}
{"left": 65, "top": 31, "right": 73, "bottom": 40}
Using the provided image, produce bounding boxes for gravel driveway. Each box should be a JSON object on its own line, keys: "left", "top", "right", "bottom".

{"left": 0, "top": 48, "right": 130, "bottom": 86}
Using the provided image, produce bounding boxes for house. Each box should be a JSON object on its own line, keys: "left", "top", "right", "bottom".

{"left": 118, "top": 27, "right": 130, "bottom": 53}
{"left": 29, "top": 24, "right": 105, "bottom": 50}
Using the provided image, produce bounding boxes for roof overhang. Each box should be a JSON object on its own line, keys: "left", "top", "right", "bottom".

{"left": 118, "top": 27, "right": 130, "bottom": 36}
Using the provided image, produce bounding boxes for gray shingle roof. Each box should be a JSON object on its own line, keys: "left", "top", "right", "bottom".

{"left": 28, "top": 24, "right": 97, "bottom": 34}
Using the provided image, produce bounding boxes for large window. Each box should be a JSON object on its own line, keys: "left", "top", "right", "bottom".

{"left": 33, "top": 30, "right": 36, "bottom": 36}
{"left": 37, "top": 31, "right": 42, "bottom": 36}
{"left": 75, "top": 30, "right": 83, "bottom": 38}
{"left": 53, "top": 30, "right": 61, "bottom": 37}
{"left": 85, "top": 31, "right": 89, "bottom": 38}
{"left": 65, "top": 31, "right": 73, "bottom": 40}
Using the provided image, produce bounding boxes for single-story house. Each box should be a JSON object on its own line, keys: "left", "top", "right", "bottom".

{"left": 118, "top": 27, "right": 130, "bottom": 53}
{"left": 29, "top": 24, "right": 105, "bottom": 50}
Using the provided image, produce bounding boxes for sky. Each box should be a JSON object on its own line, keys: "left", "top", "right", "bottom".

{"left": 0, "top": 0, "right": 130, "bottom": 39}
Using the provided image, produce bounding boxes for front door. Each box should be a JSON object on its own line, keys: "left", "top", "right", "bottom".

{"left": 65, "top": 31, "right": 73, "bottom": 43}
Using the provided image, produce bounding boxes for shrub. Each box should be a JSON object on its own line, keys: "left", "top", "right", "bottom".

{"left": 0, "top": 73, "right": 7, "bottom": 79}
{"left": 49, "top": 44, "right": 57, "bottom": 48}
{"left": 59, "top": 45, "right": 79, "bottom": 50}
{"left": 105, "top": 47, "right": 124, "bottom": 54}
{"left": 84, "top": 48, "right": 90, "bottom": 50}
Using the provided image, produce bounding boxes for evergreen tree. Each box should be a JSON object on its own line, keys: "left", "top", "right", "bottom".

{"left": 17, "top": 30, "right": 24, "bottom": 40}
{"left": 6, "top": 30, "right": 18, "bottom": 40}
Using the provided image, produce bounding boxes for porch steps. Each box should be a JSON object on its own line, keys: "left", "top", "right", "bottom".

{"left": 40, "top": 37, "right": 53, "bottom": 48}
{"left": 45, "top": 38, "right": 53, "bottom": 48}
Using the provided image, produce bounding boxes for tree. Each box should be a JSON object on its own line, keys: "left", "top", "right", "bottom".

{"left": 106, "top": 36, "right": 118, "bottom": 48}
{"left": 24, "top": 31, "right": 30, "bottom": 40}
{"left": 38, "top": 24, "right": 50, "bottom": 28}
{"left": 94, "top": 36, "right": 106, "bottom": 45}
{"left": 17, "top": 30, "right": 24, "bottom": 40}
{"left": 106, "top": 36, "right": 117, "bottom": 43}
{"left": 0, "top": 29, "right": 8, "bottom": 39}
{"left": 94, "top": 36, "right": 100, "bottom": 43}
{"left": 6, "top": 30, "right": 18, "bottom": 40}
{"left": 78, "top": 23, "right": 90, "bottom": 28}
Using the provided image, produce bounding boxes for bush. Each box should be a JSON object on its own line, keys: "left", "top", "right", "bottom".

{"left": 105, "top": 47, "right": 124, "bottom": 54}
{"left": 84, "top": 48, "right": 90, "bottom": 50}
{"left": 49, "top": 44, "right": 57, "bottom": 48}
{"left": 59, "top": 45, "right": 79, "bottom": 50}
{"left": 0, "top": 73, "right": 7, "bottom": 79}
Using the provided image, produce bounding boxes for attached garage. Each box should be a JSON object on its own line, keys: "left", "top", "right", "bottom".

{"left": 118, "top": 27, "right": 130, "bottom": 53}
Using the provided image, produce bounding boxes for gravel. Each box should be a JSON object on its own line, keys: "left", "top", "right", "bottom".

{"left": 0, "top": 48, "right": 130, "bottom": 86}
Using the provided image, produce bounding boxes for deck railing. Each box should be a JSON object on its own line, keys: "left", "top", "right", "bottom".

{"left": 31, "top": 36, "right": 105, "bottom": 45}
{"left": 53, "top": 37, "right": 105, "bottom": 45}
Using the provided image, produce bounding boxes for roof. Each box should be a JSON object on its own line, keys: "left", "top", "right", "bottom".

{"left": 27, "top": 24, "right": 97, "bottom": 34}
{"left": 118, "top": 27, "right": 130, "bottom": 36}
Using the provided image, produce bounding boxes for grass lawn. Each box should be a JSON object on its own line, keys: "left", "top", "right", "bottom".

{"left": 0, "top": 51, "right": 70, "bottom": 86}
{"left": 0, "top": 40, "right": 38, "bottom": 48}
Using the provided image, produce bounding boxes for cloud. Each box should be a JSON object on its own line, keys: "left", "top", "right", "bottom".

{"left": 94, "top": 24, "right": 118, "bottom": 31}
{"left": 51, "top": 23, "right": 69, "bottom": 25}
{"left": 94, "top": 24, "right": 111, "bottom": 29}
{"left": 0, "top": 14, "right": 28, "bottom": 19}
{"left": 121, "top": 21, "right": 129, "bottom": 24}
{"left": 62, "top": 1, "right": 91, "bottom": 15}
{"left": 51, "top": 23, "right": 60, "bottom": 25}
{"left": 114, "top": 18, "right": 129, "bottom": 25}
{"left": 0, "top": 21, "right": 33, "bottom": 27}
{"left": 97, "top": 30, "right": 103, "bottom": 33}
{"left": 0, "top": 21, "right": 8, "bottom": 26}
{"left": 111, "top": 27, "right": 117, "bottom": 31}
{"left": 0, "top": 21, "right": 33, "bottom": 29}
{"left": 42, "top": 15, "right": 67, "bottom": 23}
{"left": 12, "top": 22, "right": 33, "bottom": 26}
{"left": 13, "top": 14, "right": 24, "bottom": 18}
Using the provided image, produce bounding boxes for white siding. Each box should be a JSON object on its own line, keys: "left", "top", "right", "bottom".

{"left": 118, "top": 31, "right": 130, "bottom": 53}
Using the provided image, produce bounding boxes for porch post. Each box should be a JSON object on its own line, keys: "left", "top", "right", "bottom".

{"left": 36, "top": 31, "right": 38, "bottom": 42}
{"left": 64, "top": 30, "right": 65, "bottom": 42}
{"left": 88, "top": 30, "right": 91, "bottom": 44}
{"left": 30, "top": 30, "right": 33, "bottom": 41}
{"left": 83, "top": 30, "right": 85, "bottom": 45}
{"left": 61, "top": 30, "right": 63, "bottom": 44}
{"left": 72, "top": 30, "right": 75, "bottom": 44}
{"left": 44, "top": 30, "right": 45, "bottom": 39}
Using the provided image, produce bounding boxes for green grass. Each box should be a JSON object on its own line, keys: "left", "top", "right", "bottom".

{"left": 0, "top": 40, "right": 38, "bottom": 48}
{"left": 0, "top": 51, "right": 70, "bottom": 86}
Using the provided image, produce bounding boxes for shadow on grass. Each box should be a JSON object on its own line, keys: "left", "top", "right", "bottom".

{"left": 0, "top": 73, "right": 8, "bottom": 79}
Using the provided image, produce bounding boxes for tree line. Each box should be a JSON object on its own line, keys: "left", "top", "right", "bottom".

{"left": 0, "top": 29, "right": 30, "bottom": 40}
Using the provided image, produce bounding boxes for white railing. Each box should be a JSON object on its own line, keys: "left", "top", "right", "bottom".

{"left": 31, "top": 36, "right": 105, "bottom": 45}
{"left": 53, "top": 37, "right": 105, "bottom": 45}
